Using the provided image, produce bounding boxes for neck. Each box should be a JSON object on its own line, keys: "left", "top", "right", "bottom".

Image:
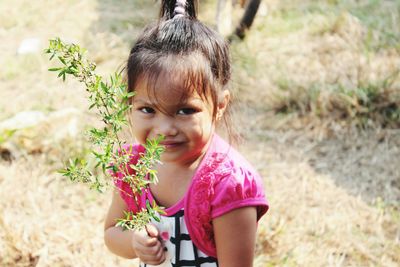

{"left": 158, "top": 150, "right": 204, "bottom": 173}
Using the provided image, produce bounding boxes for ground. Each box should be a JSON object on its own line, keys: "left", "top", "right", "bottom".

{"left": 0, "top": 0, "right": 399, "bottom": 266}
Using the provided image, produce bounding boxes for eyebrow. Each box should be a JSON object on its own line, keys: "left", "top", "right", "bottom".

{"left": 132, "top": 98, "right": 152, "bottom": 105}
{"left": 133, "top": 96, "right": 204, "bottom": 105}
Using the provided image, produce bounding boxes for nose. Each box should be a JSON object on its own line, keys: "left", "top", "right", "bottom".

{"left": 154, "top": 115, "right": 178, "bottom": 137}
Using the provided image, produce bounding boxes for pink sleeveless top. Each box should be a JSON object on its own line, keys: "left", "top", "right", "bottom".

{"left": 112, "top": 134, "right": 269, "bottom": 257}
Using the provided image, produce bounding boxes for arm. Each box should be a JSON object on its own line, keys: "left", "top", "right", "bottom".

{"left": 104, "top": 189, "right": 166, "bottom": 264}
{"left": 104, "top": 189, "right": 137, "bottom": 258}
{"left": 213, "top": 207, "right": 258, "bottom": 267}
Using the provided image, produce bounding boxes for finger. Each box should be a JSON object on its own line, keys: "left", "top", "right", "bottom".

{"left": 133, "top": 230, "right": 159, "bottom": 247}
{"left": 143, "top": 236, "right": 159, "bottom": 247}
{"left": 145, "top": 223, "right": 159, "bottom": 238}
{"left": 132, "top": 238, "right": 161, "bottom": 254}
{"left": 140, "top": 246, "right": 166, "bottom": 265}
{"left": 155, "top": 246, "right": 166, "bottom": 262}
{"left": 135, "top": 240, "right": 164, "bottom": 256}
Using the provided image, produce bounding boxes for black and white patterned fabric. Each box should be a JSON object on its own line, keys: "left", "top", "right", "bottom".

{"left": 140, "top": 209, "right": 218, "bottom": 267}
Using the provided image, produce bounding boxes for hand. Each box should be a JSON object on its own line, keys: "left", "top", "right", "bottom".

{"left": 131, "top": 224, "right": 166, "bottom": 265}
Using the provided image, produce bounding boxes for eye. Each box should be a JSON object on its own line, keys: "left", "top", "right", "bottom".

{"left": 139, "top": 107, "right": 155, "bottom": 114}
{"left": 177, "top": 108, "right": 198, "bottom": 115}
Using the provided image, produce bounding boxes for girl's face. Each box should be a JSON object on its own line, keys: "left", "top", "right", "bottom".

{"left": 130, "top": 76, "right": 227, "bottom": 166}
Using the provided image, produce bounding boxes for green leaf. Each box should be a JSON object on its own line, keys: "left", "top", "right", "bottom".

{"left": 57, "top": 70, "right": 65, "bottom": 78}
{"left": 45, "top": 37, "right": 165, "bottom": 230}
{"left": 100, "top": 81, "right": 109, "bottom": 93}
{"left": 152, "top": 214, "right": 161, "bottom": 222}
{"left": 146, "top": 199, "right": 152, "bottom": 211}
{"left": 58, "top": 56, "right": 67, "bottom": 65}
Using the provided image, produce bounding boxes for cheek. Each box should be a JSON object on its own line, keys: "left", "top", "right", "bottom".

{"left": 132, "top": 127, "right": 145, "bottom": 142}
{"left": 192, "top": 116, "right": 215, "bottom": 138}
{"left": 129, "top": 114, "right": 149, "bottom": 142}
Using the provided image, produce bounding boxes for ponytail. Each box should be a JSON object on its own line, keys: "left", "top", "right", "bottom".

{"left": 159, "top": 0, "right": 198, "bottom": 20}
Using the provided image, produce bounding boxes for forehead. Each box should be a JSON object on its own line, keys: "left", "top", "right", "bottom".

{"left": 133, "top": 54, "right": 214, "bottom": 105}
{"left": 134, "top": 75, "right": 201, "bottom": 105}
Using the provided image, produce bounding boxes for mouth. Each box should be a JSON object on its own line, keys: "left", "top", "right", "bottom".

{"left": 160, "top": 141, "right": 184, "bottom": 149}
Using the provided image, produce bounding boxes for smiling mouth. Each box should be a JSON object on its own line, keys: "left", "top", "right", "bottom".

{"left": 160, "top": 142, "right": 183, "bottom": 149}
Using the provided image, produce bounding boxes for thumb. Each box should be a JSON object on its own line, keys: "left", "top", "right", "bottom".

{"left": 145, "top": 224, "right": 159, "bottom": 238}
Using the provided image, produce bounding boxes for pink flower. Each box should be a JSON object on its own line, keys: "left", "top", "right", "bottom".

{"left": 160, "top": 231, "right": 170, "bottom": 241}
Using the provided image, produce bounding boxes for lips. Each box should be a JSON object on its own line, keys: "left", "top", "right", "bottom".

{"left": 160, "top": 141, "right": 184, "bottom": 149}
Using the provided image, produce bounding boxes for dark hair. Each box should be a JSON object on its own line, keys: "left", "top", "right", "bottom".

{"left": 126, "top": 0, "right": 234, "bottom": 136}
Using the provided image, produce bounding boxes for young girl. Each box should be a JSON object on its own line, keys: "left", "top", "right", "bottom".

{"left": 104, "top": 1, "right": 268, "bottom": 266}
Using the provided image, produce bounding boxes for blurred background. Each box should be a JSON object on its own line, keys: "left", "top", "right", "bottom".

{"left": 0, "top": 0, "right": 399, "bottom": 266}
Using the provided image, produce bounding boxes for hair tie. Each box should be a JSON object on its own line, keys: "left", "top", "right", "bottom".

{"left": 173, "top": 0, "right": 186, "bottom": 17}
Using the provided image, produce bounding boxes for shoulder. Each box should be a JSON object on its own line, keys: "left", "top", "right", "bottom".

{"left": 192, "top": 135, "right": 269, "bottom": 219}
{"left": 184, "top": 135, "right": 268, "bottom": 257}
{"left": 209, "top": 144, "right": 268, "bottom": 220}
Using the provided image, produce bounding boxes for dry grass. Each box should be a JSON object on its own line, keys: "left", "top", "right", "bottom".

{"left": 0, "top": 0, "right": 399, "bottom": 266}
{"left": 231, "top": 0, "right": 400, "bottom": 128}
{"left": 245, "top": 130, "right": 400, "bottom": 266}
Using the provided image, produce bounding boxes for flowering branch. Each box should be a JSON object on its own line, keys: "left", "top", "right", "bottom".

{"left": 45, "top": 37, "right": 164, "bottom": 230}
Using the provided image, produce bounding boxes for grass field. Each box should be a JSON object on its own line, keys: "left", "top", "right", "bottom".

{"left": 0, "top": 0, "right": 399, "bottom": 266}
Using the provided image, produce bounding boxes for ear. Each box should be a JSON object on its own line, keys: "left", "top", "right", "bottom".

{"left": 216, "top": 89, "right": 230, "bottom": 121}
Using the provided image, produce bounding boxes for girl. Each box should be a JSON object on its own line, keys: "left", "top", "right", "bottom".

{"left": 104, "top": 0, "right": 268, "bottom": 266}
